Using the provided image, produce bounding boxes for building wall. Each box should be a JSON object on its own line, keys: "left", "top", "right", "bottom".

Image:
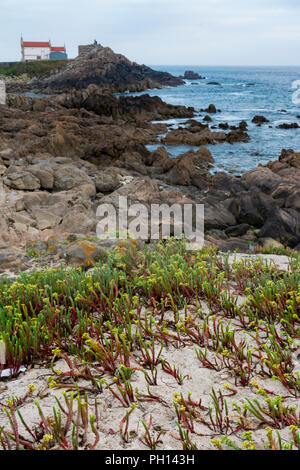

{"left": 78, "top": 44, "right": 96, "bottom": 58}
{"left": 49, "top": 51, "right": 68, "bottom": 60}
{"left": 23, "top": 47, "right": 51, "bottom": 61}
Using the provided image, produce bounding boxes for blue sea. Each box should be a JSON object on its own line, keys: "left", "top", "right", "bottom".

{"left": 129, "top": 66, "right": 300, "bottom": 174}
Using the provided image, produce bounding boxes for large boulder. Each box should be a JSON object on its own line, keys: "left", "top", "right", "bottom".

{"left": 204, "top": 203, "right": 237, "bottom": 231}
{"left": 259, "top": 208, "right": 300, "bottom": 247}
{"left": 62, "top": 240, "right": 107, "bottom": 266}
{"left": 53, "top": 165, "right": 92, "bottom": 190}
{"left": 242, "top": 167, "right": 282, "bottom": 193}
{"left": 3, "top": 167, "right": 41, "bottom": 190}
{"left": 28, "top": 163, "right": 54, "bottom": 189}
{"left": 163, "top": 147, "right": 214, "bottom": 187}
{"left": 228, "top": 189, "right": 274, "bottom": 227}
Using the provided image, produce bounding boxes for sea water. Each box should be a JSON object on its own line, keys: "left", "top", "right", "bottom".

{"left": 129, "top": 66, "right": 300, "bottom": 174}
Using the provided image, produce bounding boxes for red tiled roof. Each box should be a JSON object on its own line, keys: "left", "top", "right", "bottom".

{"left": 23, "top": 41, "right": 51, "bottom": 48}
{"left": 51, "top": 46, "right": 65, "bottom": 52}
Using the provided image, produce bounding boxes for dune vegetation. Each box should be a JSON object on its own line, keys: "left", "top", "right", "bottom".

{"left": 0, "top": 239, "right": 299, "bottom": 450}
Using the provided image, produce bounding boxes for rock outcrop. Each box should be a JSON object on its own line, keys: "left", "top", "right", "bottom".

{"left": 252, "top": 115, "right": 269, "bottom": 125}
{"left": 182, "top": 71, "right": 204, "bottom": 80}
{"left": 29, "top": 44, "right": 184, "bottom": 93}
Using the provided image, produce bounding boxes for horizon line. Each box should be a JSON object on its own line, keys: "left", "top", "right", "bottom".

{"left": 147, "top": 64, "right": 300, "bottom": 68}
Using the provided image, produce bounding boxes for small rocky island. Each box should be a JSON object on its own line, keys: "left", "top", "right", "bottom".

{"left": 182, "top": 70, "right": 205, "bottom": 80}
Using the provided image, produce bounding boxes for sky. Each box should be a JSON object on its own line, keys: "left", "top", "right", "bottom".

{"left": 0, "top": 0, "right": 299, "bottom": 65}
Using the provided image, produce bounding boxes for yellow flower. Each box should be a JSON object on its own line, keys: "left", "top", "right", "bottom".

{"left": 250, "top": 379, "right": 259, "bottom": 388}
{"left": 48, "top": 380, "right": 57, "bottom": 389}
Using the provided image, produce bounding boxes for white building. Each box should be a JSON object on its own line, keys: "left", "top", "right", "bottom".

{"left": 20, "top": 38, "right": 67, "bottom": 61}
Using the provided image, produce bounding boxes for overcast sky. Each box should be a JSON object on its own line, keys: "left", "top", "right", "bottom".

{"left": 0, "top": 0, "right": 299, "bottom": 65}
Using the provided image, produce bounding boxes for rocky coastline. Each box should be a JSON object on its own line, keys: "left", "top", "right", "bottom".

{"left": 0, "top": 45, "right": 299, "bottom": 277}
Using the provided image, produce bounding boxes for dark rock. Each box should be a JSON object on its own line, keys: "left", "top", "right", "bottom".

{"left": 204, "top": 204, "right": 237, "bottom": 231}
{"left": 201, "top": 104, "right": 217, "bottom": 114}
{"left": 226, "top": 130, "right": 250, "bottom": 144}
{"left": 242, "top": 167, "right": 282, "bottom": 193}
{"left": 163, "top": 147, "right": 214, "bottom": 186}
{"left": 225, "top": 224, "right": 250, "bottom": 237}
{"left": 252, "top": 115, "right": 269, "bottom": 125}
{"left": 57, "top": 86, "right": 194, "bottom": 122}
{"left": 206, "top": 229, "right": 228, "bottom": 240}
{"left": 32, "top": 44, "right": 184, "bottom": 93}
{"left": 206, "top": 236, "right": 251, "bottom": 252}
{"left": 228, "top": 189, "right": 274, "bottom": 227}
{"left": 183, "top": 70, "right": 204, "bottom": 80}
{"left": 211, "top": 172, "right": 246, "bottom": 194}
{"left": 219, "top": 123, "right": 229, "bottom": 130}
{"left": 239, "top": 121, "right": 248, "bottom": 131}
{"left": 277, "top": 123, "right": 299, "bottom": 129}
{"left": 259, "top": 208, "right": 300, "bottom": 247}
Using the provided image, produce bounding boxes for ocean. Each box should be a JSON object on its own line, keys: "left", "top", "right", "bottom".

{"left": 129, "top": 65, "right": 300, "bottom": 174}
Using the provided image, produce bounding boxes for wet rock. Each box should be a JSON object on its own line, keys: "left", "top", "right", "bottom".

{"left": 183, "top": 71, "right": 204, "bottom": 80}
{"left": 239, "top": 121, "right": 248, "bottom": 131}
{"left": 252, "top": 115, "right": 269, "bottom": 125}
{"left": 226, "top": 130, "right": 250, "bottom": 144}
{"left": 277, "top": 123, "right": 299, "bottom": 129}
{"left": 219, "top": 123, "right": 229, "bottom": 130}
{"left": 201, "top": 104, "right": 217, "bottom": 114}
